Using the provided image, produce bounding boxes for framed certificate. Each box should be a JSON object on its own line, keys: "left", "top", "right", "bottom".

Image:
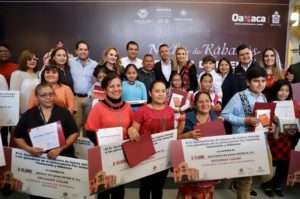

{"left": 28, "top": 121, "right": 66, "bottom": 151}
{"left": 169, "top": 89, "right": 187, "bottom": 108}
{"left": 193, "top": 119, "right": 226, "bottom": 137}
{"left": 255, "top": 109, "right": 271, "bottom": 132}
{"left": 287, "top": 151, "right": 300, "bottom": 186}
{"left": 253, "top": 102, "right": 276, "bottom": 121}
{"left": 292, "top": 83, "right": 300, "bottom": 103}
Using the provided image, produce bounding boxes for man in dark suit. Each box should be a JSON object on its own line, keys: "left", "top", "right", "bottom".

{"left": 234, "top": 44, "right": 260, "bottom": 90}
{"left": 287, "top": 61, "right": 300, "bottom": 83}
{"left": 153, "top": 44, "right": 174, "bottom": 88}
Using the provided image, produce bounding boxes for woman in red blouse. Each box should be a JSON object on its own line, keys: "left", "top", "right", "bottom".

{"left": 85, "top": 72, "right": 133, "bottom": 199}
{"left": 128, "top": 80, "right": 174, "bottom": 199}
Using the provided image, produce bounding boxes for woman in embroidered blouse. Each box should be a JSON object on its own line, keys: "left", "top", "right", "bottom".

{"left": 128, "top": 80, "right": 174, "bottom": 199}
{"left": 177, "top": 91, "right": 219, "bottom": 199}
{"left": 27, "top": 65, "right": 76, "bottom": 114}
{"left": 10, "top": 50, "right": 40, "bottom": 114}
{"left": 173, "top": 46, "right": 198, "bottom": 92}
{"left": 259, "top": 48, "right": 284, "bottom": 99}
{"left": 85, "top": 72, "right": 133, "bottom": 199}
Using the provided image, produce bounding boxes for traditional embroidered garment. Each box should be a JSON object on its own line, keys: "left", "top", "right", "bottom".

{"left": 178, "top": 60, "right": 198, "bottom": 92}
{"left": 179, "top": 61, "right": 192, "bottom": 91}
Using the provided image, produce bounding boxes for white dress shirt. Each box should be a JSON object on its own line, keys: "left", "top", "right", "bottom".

{"left": 121, "top": 56, "right": 143, "bottom": 69}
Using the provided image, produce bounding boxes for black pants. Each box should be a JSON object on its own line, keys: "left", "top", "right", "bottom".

{"left": 1, "top": 126, "right": 9, "bottom": 146}
{"left": 139, "top": 169, "right": 169, "bottom": 199}
{"left": 262, "top": 160, "right": 289, "bottom": 189}
{"left": 97, "top": 185, "right": 125, "bottom": 199}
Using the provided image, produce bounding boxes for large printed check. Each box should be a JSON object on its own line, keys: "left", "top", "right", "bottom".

{"left": 0, "top": 147, "right": 94, "bottom": 199}
{"left": 171, "top": 132, "right": 270, "bottom": 182}
{"left": 87, "top": 129, "right": 177, "bottom": 195}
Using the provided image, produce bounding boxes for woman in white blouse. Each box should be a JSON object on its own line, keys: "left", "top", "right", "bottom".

{"left": 10, "top": 50, "right": 39, "bottom": 114}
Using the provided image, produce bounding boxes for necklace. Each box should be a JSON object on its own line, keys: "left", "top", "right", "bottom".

{"left": 38, "top": 105, "right": 53, "bottom": 124}
{"left": 151, "top": 104, "right": 167, "bottom": 131}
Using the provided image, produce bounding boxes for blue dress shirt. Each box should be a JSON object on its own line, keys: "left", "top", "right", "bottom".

{"left": 69, "top": 57, "right": 97, "bottom": 94}
{"left": 221, "top": 89, "right": 267, "bottom": 134}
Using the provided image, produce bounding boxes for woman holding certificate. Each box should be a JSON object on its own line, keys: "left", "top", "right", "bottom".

{"left": 177, "top": 91, "right": 219, "bottom": 199}
{"left": 261, "top": 79, "right": 300, "bottom": 197}
{"left": 128, "top": 80, "right": 174, "bottom": 199}
{"left": 85, "top": 72, "right": 133, "bottom": 199}
{"left": 14, "top": 83, "right": 78, "bottom": 158}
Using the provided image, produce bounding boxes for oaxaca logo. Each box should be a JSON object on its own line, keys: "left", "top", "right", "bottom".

{"left": 272, "top": 11, "right": 281, "bottom": 24}
{"left": 270, "top": 11, "right": 281, "bottom": 27}
{"left": 137, "top": 8, "right": 149, "bottom": 19}
{"left": 135, "top": 8, "right": 151, "bottom": 24}
{"left": 232, "top": 13, "right": 266, "bottom": 24}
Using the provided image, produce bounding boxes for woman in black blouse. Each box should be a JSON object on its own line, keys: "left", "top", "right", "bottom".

{"left": 14, "top": 83, "right": 78, "bottom": 159}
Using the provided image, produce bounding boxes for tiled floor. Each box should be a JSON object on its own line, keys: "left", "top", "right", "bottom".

{"left": 125, "top": 186, "right": 300, "bottom": 199}
{"left": 1, "top": 185, "right": 299, "bottom": 199}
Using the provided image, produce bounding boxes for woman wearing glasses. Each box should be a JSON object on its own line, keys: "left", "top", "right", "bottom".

{"left": 10, "top": 50, "right": 40, "bottom": 114}
{"left": 27, "top": 65, "right": 76, "bottom": 114}
{"left": 15, "top": 83, "right": 78, "bottom": 158}
{"left": 14, "top": 83, "right": 79, "bottom": 199}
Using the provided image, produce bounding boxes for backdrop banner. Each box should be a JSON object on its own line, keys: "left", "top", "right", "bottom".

{"left": 0, "top": 0, "right": 289, "bottom": 72}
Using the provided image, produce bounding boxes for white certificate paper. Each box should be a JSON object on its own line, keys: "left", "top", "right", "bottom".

{"left": 96, "top": 127, "right": 123, "bottom": 146}
{"left": 274, "top": 100, "right": 295, "bottom": 118}
{"left": 127, "top": 100, "right": 147, "bottom": 105}
{"left": 0, "top": 91, "right": 20, "bottom": 126}
{"left": 29, "top": 122, "right": 59, "bottom": 151}
{"left": 0, "top": 135, "right": 5, "bottom": 166}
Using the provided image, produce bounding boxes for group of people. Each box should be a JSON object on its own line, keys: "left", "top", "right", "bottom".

{"left": 0, "top": 40, "right": 300, "bottom": 199}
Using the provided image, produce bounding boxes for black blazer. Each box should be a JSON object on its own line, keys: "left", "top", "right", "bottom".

{"left": 234, "top": 59, "right": 260, "bottom": 77}
{"left": 221, "top": 73, "right": 243, "bottom": 109}
{"left": 153, "top": 60, "right": 174, "bottom": 88}
{"left": 234, "top": 59, "right": 260, "bottom": 90}
{"left": 288, "top": 62, "right": 300, "bottom": 83}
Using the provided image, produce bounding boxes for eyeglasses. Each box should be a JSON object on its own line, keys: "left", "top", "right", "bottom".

{"left": 38, "top": 92, "right": 55, "bottom": 98}
{"left": 25, "top": 57, "right": 39, "bottom": 61}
